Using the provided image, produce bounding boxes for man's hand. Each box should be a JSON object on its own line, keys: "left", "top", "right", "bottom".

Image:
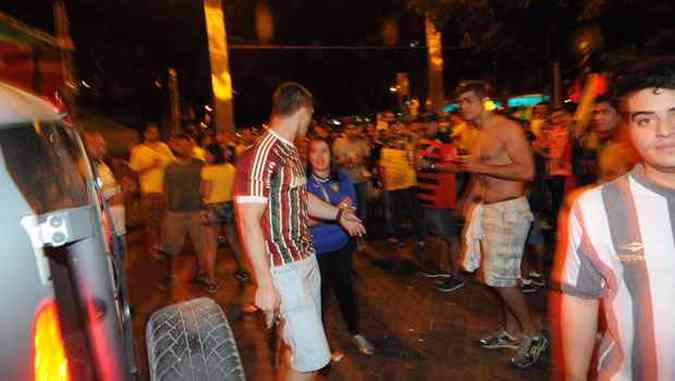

{"left": 255, "top": 283, "right": 281, "bottom": 328}
{"left": 339, "top": 209, "right": 366, "bottom": 237}
{"left": 453, "top": 156, "right": 483, "bottom": 174}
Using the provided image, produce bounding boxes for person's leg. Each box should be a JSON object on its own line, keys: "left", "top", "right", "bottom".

{"left": 160, "top": 211, "right": 186, "bottom": 287}
{"left": 330, "top": 243, "right": 358, "bottom": 335}
{"left": 502, "top": 298, "right": 522, "bottom": 337}
{"left": 407, "top": 188, "right": 425, "bottom": 243}
{"left": 355, "top": 182, "right": 369, "bottom": 225}
{"left": 142, "top": 193, "right": 160, "bottom": 256}
{"left": 272, "top": 258, "right": 330, "bottom": 379}
{"left": 315, "top": 253, "right": 331, "bottom": 323}
{"left": 383, "top": 189, "right": 395, "bottom": 237}
{"left": 223, "top": 203, "right": 247, "bottom": 274}
{"left": 496, "top": 286, "right": 537, "bottom": 336}
{"left": 188, "top": 212, "right": 212, "bottom": 284}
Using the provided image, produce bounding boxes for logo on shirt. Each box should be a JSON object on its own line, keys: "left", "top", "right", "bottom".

{"left": 616, "top": 241, "right": 645, "bottom": 262}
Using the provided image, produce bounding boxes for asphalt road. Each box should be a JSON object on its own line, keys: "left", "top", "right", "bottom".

{"left": 125, "top": 225, "right": 554, "bottom": 381}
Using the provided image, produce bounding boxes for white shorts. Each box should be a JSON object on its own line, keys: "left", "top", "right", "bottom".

{"left": 271, "top": 255, "right": 330, "bottom": 372}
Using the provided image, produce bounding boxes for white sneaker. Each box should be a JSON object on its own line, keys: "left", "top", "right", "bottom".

{"left": 331, "top": 351, "right": 344, "bottom": 363}
{"left": 352, "top": 334, "right": 375, "bottom": 355}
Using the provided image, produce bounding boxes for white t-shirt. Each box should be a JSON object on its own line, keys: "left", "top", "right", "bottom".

{"left": 97, "top": 161, "right": 126, "bottom": 235}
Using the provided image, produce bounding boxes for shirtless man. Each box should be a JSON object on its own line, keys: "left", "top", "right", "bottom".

{"left": 450, "top": 81, "right": 547, "bottom": 368}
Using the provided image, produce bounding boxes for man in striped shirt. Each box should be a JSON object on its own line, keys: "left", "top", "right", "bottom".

{"left": 556, "top": 59, "right": 675, "bottom": 380}
{"left": 234, "top": 82, "right": 365, "bottom": 380}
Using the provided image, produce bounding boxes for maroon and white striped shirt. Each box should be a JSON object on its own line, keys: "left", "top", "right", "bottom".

{"left": 234, "top": 130, "right": 315, "bottom": 267}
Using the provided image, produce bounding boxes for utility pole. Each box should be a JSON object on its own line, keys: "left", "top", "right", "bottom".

{"left": 203, "top": 0, "right": 235, "bottom": 133}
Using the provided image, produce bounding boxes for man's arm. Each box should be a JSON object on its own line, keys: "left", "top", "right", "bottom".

{"left": 307, "top": 193, "right": 365, "bottom": 237}
{"left": 236, "top": 203, "right": 279, "bottom": 315}
{"left": 129, "top": 148, "right": 162, "bottom": 176}
{"left": 560, "top": 294, "right": 599, "bottom": 381}
{"left": 460, "top": 119, "right": 535, "bottom": 181}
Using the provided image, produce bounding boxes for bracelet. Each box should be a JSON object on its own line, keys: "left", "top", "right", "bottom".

{"left": 335, "top": 208, "right": 343, "bottom": 222}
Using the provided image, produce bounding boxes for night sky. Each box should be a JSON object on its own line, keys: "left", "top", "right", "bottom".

{"left": 2, "top": 1, "right": 674, "bottom": 128}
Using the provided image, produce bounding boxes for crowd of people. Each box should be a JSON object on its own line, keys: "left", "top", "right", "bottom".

{"left": 83, "top": 58, "right": 675, "bottom": 380}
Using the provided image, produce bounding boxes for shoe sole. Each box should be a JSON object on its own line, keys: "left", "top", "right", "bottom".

{"left": 437, "top": 283, "right": 465, "bottom": 292}
{"left": 420, "top": 272, "right": 452, "bottom": 278}
{"left": 482, "top": 343, "right": 520, "bottom": 350}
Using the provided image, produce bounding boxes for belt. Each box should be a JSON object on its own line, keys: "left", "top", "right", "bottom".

{"left": 483, "top": 195, "right": 524, "bottom": 205}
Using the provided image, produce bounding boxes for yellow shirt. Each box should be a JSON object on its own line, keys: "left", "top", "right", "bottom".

{"left": 379, "top": 147, "right": 417, "bottom": 191}
{"left": 193, "top": 146, "right": 208, "bottom": 162}
{"left": 201, "top": 163, "right": 236, "bottom": 204}
{"left": 128, "top": 142, "right": 175, "bottom": 194}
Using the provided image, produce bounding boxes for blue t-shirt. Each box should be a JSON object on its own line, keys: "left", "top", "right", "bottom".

{"left": 307, "top": 170, "right": 356, "bottom": 255}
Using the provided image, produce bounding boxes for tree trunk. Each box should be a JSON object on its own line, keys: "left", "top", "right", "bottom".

{"left": 203, "top": 0, "right": 235, "bottom": 133}
{"left": 425, "top": 13, "right": 444, "bottom": 113}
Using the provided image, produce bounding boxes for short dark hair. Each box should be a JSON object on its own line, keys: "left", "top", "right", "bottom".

{"left": 594, "top": 92, "right": 619, "bottom": 110}
{"left": 272, "top": 82, "right": 313, "bottom": 117}
{"left": 206, "top": 143, "right": 226, "bottom": 164}
{"left": 612, "top": 57, "right": 675, "bottom": 103}
{"left": 453, "top": 80, "right": 490, "bottom": 99}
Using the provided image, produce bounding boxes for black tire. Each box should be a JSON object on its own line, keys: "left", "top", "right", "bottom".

{"left": 145, "top": 297, "right": 246, "bottom": 381}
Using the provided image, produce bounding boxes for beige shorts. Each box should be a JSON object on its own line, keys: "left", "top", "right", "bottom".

{"left": 161, "top": 211, "right": 205, "bottom": 256}
{"left": 480, "top": 196, "right": 533, "bottom": 287}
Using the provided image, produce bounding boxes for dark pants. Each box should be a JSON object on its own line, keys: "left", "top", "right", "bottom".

{"left": 354, "top": 181, "right": 369, "bottom": 225}
{"left": 546, "top": 177, "right": 566, "bottom": 224}
{"left": 317, "top": 241, "right": 358, "bottom": 335}
{"left": 383, "top": 187, "right": 424, "bottom": 242}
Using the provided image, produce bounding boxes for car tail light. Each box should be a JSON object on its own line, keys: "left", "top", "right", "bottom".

{"left": 33, "top": 299, "right": 71, "bottom": 381}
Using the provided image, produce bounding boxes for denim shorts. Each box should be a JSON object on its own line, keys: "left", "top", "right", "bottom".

{"left": 271, "top": 255, "right": 330, "bottom": 372}
{"left": 203, "top": 202, "right": 235, "bottom": 225}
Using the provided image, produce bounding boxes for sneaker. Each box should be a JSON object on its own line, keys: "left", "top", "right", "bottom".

{"left": 331, "top": 351, "right": 345, "bottom": 363}
{"left": 192, "top": 273, "right": 208, "bottom": 285}
{"left": 527, "top": 272, "right": 546, "bottom": 287}
{"left": 436, "top": 277, "right": 465, "bottom": 292}
{"left": 419, "top": 269, "right": 451, "bottom": 278}
{"left": 511, "top": 334, "right": 549, "bottom": 369}
{"left": 352, "top": 334, "right": 375, "bottom": 355}
{"left": 479, "top": 329, "right": 520, "bottom": 350}
{"left": 521, "top": 282, "right": 539, "bottom": 294}
{"left": 234, "top": 270, "right": 250, "bottom": 283}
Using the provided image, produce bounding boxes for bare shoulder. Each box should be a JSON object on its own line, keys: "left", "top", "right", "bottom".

{"left": 491, "top": 115, "right": 526, "bottom": 141}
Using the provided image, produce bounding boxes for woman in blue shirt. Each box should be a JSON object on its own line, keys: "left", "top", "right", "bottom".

{"left": 306, "top": 136, "right": 374, "bottom": 359}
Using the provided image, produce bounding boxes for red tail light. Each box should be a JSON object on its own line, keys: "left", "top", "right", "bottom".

{"left": 32, "top": 299, "right": 71, "bottom": 381}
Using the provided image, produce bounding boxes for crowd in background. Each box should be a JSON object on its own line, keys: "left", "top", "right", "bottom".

{"left": 85, "top": 76, "right": 640, "bottom": 372}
